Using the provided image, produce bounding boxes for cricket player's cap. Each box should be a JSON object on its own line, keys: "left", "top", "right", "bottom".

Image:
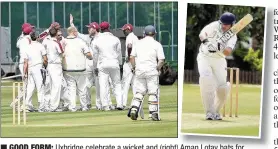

{"left": 100, "top": 21, "right": 110, "bottom": 30}
{"left": 219, "top": 12, "right": 236, "bottom": 25}
{"left": 51, "top": 22, "right": 61, "bottom": 29}
{"left": 86, "top": 22, "right": 100, "bottom": 30}
{"left": 22, "top": 23, "right": 35, "bottom": 31}
{"left": 121, "top": 24, "right": 133, "bottom": 31}
{"left": 23, "top": 26, "right": 33, "bottom": 34}
{"left": 144, "top": 25, "right": 156, "bottom": 35}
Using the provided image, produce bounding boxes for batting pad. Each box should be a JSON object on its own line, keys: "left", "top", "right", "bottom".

{"left": 215, "top": 82, "right": 231, "bottom": 113}
{"left": 199, "top": 76, "right": 216, "bottom": 114}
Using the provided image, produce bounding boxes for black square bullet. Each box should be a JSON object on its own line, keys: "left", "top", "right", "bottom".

{"left": 1, "top": 144, "right": 7, "bottom": 149}
{"left": 1, "top": 145, "right": 7, "bottom": 149}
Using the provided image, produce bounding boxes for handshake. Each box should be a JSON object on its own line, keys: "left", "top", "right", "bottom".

{"left": 202, "top": 39, "right": 224, "bottom": 53}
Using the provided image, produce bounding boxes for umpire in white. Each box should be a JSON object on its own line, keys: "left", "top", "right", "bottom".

{"left": 128, "top": 25, "right": 165, "bottom": 121}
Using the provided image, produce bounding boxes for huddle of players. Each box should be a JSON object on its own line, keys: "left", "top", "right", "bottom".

{"left": 16, "top": 14, "right": 165, "bottom": 121}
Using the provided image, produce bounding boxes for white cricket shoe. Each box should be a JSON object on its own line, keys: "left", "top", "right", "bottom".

{"left": 116, "top": 105, "right": 124, "bottom": 110}
{"left": 103, "top": 106, "right": 110, "bottom": 111}
{"left": 82, "top": 108, "right": 89, "bottom": 111}
{"left": 109, "top": 105, "right": 116, "bottom": 110}
{"left": 214, "top": 113, "right": 222, "bottom": 120}
{"left": 206, "top": 112, "right": 214, "bottom": 120}
{"left": 69, "top": 108, "right": 77, "bottom": 112}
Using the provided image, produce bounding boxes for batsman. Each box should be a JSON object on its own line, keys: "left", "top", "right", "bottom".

{"left": 197, "top": 12, "right": 237, "bottom": 120}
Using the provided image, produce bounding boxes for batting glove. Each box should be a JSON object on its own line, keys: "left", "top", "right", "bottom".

{"left": 205, "top": 41, "right": 219, "bottom": 53}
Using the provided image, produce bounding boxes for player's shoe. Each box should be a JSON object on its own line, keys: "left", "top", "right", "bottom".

{"left": 206, "top": 112, "right": 214, "bottom": 120}
{"left": 38, "top": 108, "right": 51, "bottom": 113}
{"left": 23, "top": 106, "right": 37, "bottom": 112}
{"left": 87, "top": 104, "right": 92, "bottom": 109}
{"left": 95, "top": 106, "right": 102, "bottom": 110}
{"left": 150, "top": 112, "right": 161, "bottom": 121}
{"left": 109, "top": 105, "right": 116, "bottom": 110}
{"left": 123, "top": 106, "right": 130, "bottom": 110}
{"left": 214, "top": 113, "right": 222, "bottom": 120}
{"left": 82, "top": 108, "right": 89, "bottom": 111}
{"left": 130, "top": 108, "right": 138, "bottom": 120}
{"left": 69, "top": 108, "right": 77, "bottom": 112}
{"left": 54, "top": 108, "right": 63, "bottom": 112}
{"left": 116, "top": 105, "right": 124, "bottom": 110}
{"left": 103, "top": 106, "right": 111, "bottom": 111}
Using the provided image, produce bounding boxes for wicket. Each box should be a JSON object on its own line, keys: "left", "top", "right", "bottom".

{"left": 13, "top": 82, "right": 27, "bottom": 125}
{"left": 222, "top": 67, "right": 239, "bottom": 117}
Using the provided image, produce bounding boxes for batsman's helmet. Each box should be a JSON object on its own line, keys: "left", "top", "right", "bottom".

{"left": 219, "top": 12, "right": 236, "bottom": 25}
{"left": 144, "top": 25, "right": 156, "bottom": 36}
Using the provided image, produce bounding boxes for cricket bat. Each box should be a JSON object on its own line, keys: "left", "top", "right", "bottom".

{"left": 217, "top": 14, "right": 253, "bottom": 50}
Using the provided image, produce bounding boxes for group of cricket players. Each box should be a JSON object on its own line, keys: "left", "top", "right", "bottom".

{"left": 15, "top": 14, "right": 165, "bottom": 121}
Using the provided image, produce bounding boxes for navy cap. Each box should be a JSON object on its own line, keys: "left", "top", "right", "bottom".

{"left": 144, "top": 25, "right": 156, "bottom": 35}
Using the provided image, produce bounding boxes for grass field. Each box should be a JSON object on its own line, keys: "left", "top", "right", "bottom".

{"left": 182, "top": 84, "right": 262, "bottom": 137}
{"left": 1, "top": 81, "right": 177, "bottom": 137}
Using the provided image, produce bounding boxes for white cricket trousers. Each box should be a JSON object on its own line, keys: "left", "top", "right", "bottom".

{"left": 98, "top": 67, "right": 122, "bottom": 108}
{"left": 134, "top": 75, "right": 159, "bottom": 97}
{"left": 47, "top": 64, "right": 63, "bottom": 111}
{"left": 64, "top": 72, "right": 87, "bottom": 111}
{"left": 197, "top": 52, "right": 228, "bottom": 114}
{"left": 94, "top": 74, "right": 102, "bottom": 108}
{"left": 84, "top": 72, "right": 94, "bottom": 108}
{"left": 122, "top": 62, "right": 135, "bottom": 107}
{"left": 25, "top": 64, "right": 45, "bottom": 110}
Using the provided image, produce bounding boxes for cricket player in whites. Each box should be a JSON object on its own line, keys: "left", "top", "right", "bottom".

{"left": 42, "top": 28, "right": 64, "bottom": 112}
{"left": 128, "top": 25, "right": 165, "bottom": 121}
{"left": 92, "top": 21, "right": 123, "bottom": 111}
{"left": 198, "top": 12, "right": 237, "bottom": 120}
{"left": 62, "top": 26, "right": 93, "bottom": 112}
{"left": 23, "top": 31, "right": 48, "bottom": 112}
{"left": 121, "top": 24, "right": 138, "bottom": 108}
{"left": 70, "top": 14, "right": 101, "bottom": 109}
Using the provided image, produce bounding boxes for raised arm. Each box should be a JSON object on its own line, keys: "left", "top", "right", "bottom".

{"left": 70, "top": 13, "right": 88, "bottom": 42}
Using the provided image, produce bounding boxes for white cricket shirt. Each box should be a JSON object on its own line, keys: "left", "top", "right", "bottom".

{"left": 23, "top": 41, "right": 46, "bottom": 67}
{"left": 131, "top": 36, "right": 165, "bottom": 76}
{"left": 62, "top": 36, "right": 90, "bottom": 71}
{"left": 42, "top": 37, "right": 63, "bottom": 64}
{"left": 16, "top": 35, "right": 31, "bottom": 64}
{"left": 199, "top": 21, "right": 237, "bottom": 58}
{"left": 92, "top": 32, "right": 122, "bottom": 69}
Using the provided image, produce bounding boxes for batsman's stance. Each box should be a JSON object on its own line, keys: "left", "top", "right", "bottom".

{"left": 128, "top": 25, "right": 165, "bottom": 121}
{"left": 198, "top": 12, "right": 237, "bottom": 120}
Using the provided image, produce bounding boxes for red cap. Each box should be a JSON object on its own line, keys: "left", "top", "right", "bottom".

{"left": 23, "top": 26, "right": 33, "bottom": 34}
{"left": 86, "top": 22, "right": 100, "bottom": 30}
{"left": 51, "top": 22, "right": 61, "bottom": 29}
{"left": 21, "top": 23, "right": 34, "bottom": 31}
{"left": 100, "top": 21, "right": 110, "bottom": 30}
{"left": 121, "top": 24, "right": 133, "bottom": 31}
